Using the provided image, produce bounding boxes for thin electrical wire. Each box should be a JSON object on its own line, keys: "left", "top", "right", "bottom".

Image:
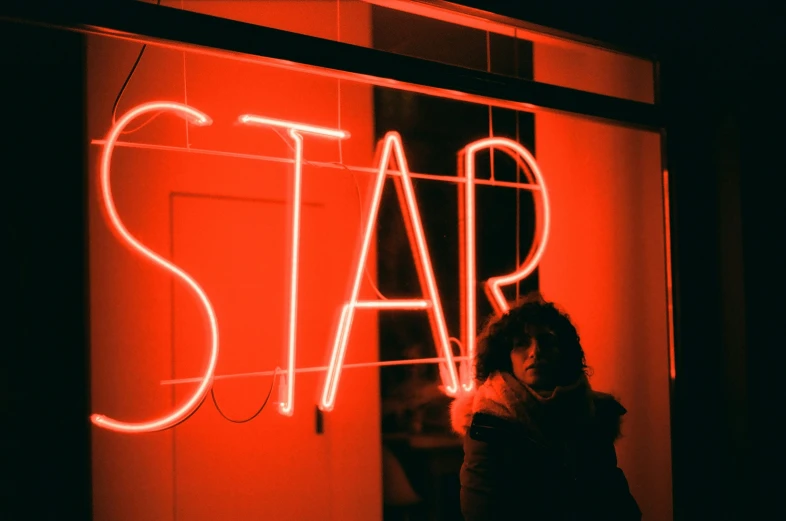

{"left": 180, "top": 0, "right": 190, "bottom": 149}
{"left": 121, "top": 111, "right": 164, "bottom": 134}
{"left": 336, "top": 0, "right": 344, "bottom": 166}
{"left": 111, "top": 0, "right": 162, "bottom": 124}
{"left": 210, "top": 369, "right": 279, "bottom": 423}
{"left": 486, "top": 30, "right": 495, "bottom": 182}
{"left": 333, "top": 0, "right": 383, "bottom": 299}
{"left": 449, "top": 336, "right": 465, "bottom": 356}
{"left": 161, "top": 355, "right": 470, "bottom": 386}
{"left": 349, "top": 168, "right": 389, "bottom": 301}
{"left": 182, "top": 50, "right": 190, "bottom": 148}
{"left": 331, "top": 1, "right": 341, "bottom": 485}
{"left": 111, "top": 48, "right": 148, "bottom": 125}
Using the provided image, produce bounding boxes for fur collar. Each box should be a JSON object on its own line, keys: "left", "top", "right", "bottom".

{"left": 450, "top": 372, "right": 626, "bottom": 442}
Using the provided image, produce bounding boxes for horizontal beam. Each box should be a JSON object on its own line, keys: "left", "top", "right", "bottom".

{"left": 1, "top": 1, "right": 660, "bottom": 130}
{"left": 369, "top": 0, "right": 656, "bottom": 60}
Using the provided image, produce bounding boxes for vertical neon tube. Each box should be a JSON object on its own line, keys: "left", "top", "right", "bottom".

{"left": 92, "top": 101, "right": 217, "bottom": 434}
{"left": 461, "top": 137, "right": 551, "bottom": 391}
{"left": 239, "top": 114, "right": 348, "bottom": 416}
{"left": 279, "top": 129, "right": 304, "bottom": 416}
{"left": 463, "top": 145, "right": 477, "bottom": 392}
{"left": 662, "top": 169, "right": 676, "bottom": 381}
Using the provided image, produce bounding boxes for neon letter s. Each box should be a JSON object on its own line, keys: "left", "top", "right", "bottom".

{"left": 92, "top": 101, "right": 218, "bottom": 433}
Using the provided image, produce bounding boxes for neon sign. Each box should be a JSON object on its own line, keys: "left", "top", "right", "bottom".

{"left": 94, "top": 101, "right": 550, "bottom": 432}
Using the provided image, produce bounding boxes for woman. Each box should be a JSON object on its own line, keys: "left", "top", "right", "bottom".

{"left": 451, "top": 295, "right": 642, "bottom": 520}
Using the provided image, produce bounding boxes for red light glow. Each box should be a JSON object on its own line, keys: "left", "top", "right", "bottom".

{"left": 92, "top": 101, "right": 218, "bottom": 433}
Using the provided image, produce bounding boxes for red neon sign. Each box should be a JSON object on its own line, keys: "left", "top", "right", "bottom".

{"left": 93, "top": 101, "right": 550, "bottom": 432}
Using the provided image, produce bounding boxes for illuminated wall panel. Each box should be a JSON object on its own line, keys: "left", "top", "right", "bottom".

{"left": 535, "top": 46, "right": 673, "bottom": 521}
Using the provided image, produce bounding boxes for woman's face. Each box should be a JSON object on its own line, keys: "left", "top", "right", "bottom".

{"left": 510, "top": 330, "right": 561, "bottom": 391}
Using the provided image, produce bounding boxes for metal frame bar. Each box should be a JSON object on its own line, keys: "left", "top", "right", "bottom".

{"left": 0, "top": 0, "right": 660, "bottom": 130}
{"left": 364, "top": 0, "right": 656, "bottom": 60}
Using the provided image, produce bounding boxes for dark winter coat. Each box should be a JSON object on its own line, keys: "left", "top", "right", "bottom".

{"left": 450, "top": 372, "right": 641, "bottom": 521}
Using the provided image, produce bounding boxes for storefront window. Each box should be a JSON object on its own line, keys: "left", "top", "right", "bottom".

{"left": 80, "top": 3, "right": 671, "bottom": 520}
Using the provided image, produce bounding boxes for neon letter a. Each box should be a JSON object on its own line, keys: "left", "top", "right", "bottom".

{"left": 319, "top": 132, "right": 460, "bottom": 411}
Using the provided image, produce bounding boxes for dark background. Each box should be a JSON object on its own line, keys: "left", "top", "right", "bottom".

{"left": 3, "top": 1, "right": 784, "bottom": 519}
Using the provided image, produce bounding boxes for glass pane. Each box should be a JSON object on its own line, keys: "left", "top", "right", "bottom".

{"left": 87, "top": 24, "right": 669, "bottom": 521}
{"left": 155, "top": 0, "right": 654, "bottom": 103}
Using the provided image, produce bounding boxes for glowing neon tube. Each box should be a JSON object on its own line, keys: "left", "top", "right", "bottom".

{"left": 92, "top": 101, "right": 218, "bottom": 433}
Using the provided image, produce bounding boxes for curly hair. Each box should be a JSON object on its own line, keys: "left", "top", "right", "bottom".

{"left": 474, "top": 293, "right": 589, "bottom": 385}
